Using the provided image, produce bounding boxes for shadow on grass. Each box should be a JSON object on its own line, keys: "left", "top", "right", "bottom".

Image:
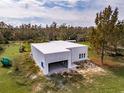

{"left": 0, "top": 65, "right": 12, "bottom": 69}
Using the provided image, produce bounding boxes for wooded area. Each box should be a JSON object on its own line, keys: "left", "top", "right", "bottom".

{"left": 0, "top": 21, "right": 92, "bottom": 43}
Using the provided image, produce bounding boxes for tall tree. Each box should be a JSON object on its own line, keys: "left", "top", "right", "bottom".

{"left": 90, "top": 5, "right": 118, "bottom": 65}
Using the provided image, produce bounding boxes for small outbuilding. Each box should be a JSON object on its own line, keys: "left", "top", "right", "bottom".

{"left": 31, "top": 41, "right": 88, "bottom": 75}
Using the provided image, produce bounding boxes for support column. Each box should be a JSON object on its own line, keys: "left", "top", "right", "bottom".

{"left": 44, "top": 62, "right": 49, "bottom": 75}
{"left": 68, "top": 59, "right": 72, "bottom": 68}
{"left": 68, "top": 52, "right": 72, "bottom": 68}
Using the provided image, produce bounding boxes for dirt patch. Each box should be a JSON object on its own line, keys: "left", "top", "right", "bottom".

{"left": 75, "top": 60, "right": 107, "bottom": 83}
{"left": 32, "top": 83, "right": 42, "bottom": 93}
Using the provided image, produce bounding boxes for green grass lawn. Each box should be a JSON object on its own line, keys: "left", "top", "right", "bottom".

{"left": 0, "top": 42, "right": 124, "bottom": 93}
{"left": 0, "top": 67, "right": 30, "bottom": 93}
{"left": 0, "top": 43, "right": 19, "bottom": 59}
{"left": 0, "top": 43, "right": 31, "bottom": 93}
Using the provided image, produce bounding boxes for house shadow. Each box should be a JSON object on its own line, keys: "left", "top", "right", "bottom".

{"left": 0, "top": 65, "right": 12, "bottom": 69}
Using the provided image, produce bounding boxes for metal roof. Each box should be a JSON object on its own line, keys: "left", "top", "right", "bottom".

{"left": 31, "top": 41, "right": 87, "bottom": 54}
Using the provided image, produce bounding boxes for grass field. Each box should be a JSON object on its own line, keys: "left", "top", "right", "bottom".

{"left": 0, "top": 43, "right": 19, "bottom": 59}
{"left": 70, "top": 67, "right": 124, "bottom": 93}
{"left": 0, "top": 42, "right": 124, "bottom": 93}
{"left": 0, "top": 43, "right": 31, "bottom": 93}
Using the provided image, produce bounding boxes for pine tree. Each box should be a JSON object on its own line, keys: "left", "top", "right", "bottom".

{"left": 90, "top": 5, "right": 118, "bottom": 65}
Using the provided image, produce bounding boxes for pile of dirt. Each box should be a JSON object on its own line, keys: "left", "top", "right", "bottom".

{"left": 75, "top": 60, "right": 107, "bottom": 83}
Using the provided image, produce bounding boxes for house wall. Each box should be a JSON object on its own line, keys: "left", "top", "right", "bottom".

{"left": 45, "top": 52, "right": 71, "bottom": 64}
{"left": 69, "top": 46, "right": 88, "bottom": 63}
{"left": 31, "top": 45, "right": 46, "bottom": 74}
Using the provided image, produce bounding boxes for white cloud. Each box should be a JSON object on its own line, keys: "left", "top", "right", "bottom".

{"left": 0, "top": 0, "right": 124, "bottom": 27}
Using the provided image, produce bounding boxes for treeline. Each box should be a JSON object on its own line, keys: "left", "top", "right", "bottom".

{"left": 0, "top": 21, "right": 93, "bottom": 43}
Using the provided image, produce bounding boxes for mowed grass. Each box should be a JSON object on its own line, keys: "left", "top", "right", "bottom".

{"left": 0, "top": 43, "right": 30, "bottom": 93}
{"left": 0, "top": 67, "right": 30, "bottom": 93}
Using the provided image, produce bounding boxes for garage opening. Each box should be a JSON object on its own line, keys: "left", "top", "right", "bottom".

{"left": 48, "top": 60, "right": 68, "bottom": 73}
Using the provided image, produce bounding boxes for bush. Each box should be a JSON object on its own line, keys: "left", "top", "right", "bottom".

{"left": 19, "top": 45, "right": 25, "bottom": 53}
{"left": 0, "top": 39, "right": 9, "bottom": 44}
{"left": 27, "top": 39, "right": 33, "bottom": 43}
{"left": 0, "top": 46, "right": 3, "bottom": 51}
{"left": 4, "top": 39, "right": 9, "bottom": 44}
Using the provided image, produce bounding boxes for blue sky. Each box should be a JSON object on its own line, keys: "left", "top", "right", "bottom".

{"left": 0, "top": 0, "right": 124, "bottom": 27}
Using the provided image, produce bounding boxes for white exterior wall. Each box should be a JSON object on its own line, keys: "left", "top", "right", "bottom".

{"left": 31, "top": 45, "right": 47, "bottom": 74}
{"left": 69, "top": 46, "right": 88, "bottom": 63}
{"left": 45, "top": 52, "right": 70, "bottom": 64}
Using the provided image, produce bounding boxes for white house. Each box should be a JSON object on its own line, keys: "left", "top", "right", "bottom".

{"left": 31, "top": 41, "right": 88, "bottom": 75}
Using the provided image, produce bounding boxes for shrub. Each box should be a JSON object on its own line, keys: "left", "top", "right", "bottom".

{"left": 0, "top": 39, "right": 9, "bottom": 44}
{"left": 4, "top": 39, "right": 9, "bottom": 44}
{"left": 21, "top": 41, "right": 31, "bottom": 52}
{"left": 19, "top": 45, "right": 25, "bottom": 53}
{"left": 27, "top": 39, "right": 33, "bottom": 43}
{"left": 0, "top": 46, "right": 3, "bottom": 51}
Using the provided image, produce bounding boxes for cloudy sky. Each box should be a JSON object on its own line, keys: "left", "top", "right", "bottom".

{"left": 0, "top": 0, "right": 124, "bottom": 27}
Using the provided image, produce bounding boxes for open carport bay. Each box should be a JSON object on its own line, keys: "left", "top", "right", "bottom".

{"left": 48, "top": 60, "right": 68, "bottom": 73}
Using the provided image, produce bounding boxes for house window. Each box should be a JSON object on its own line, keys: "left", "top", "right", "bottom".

{"left": 79, "top": 54, "right": 82, "bottom": 59}
{"left": 82, "top": 54, "right": 84, "bottom": 58}
{"left": 41, "top": 62, "right": 44, "bottom": 68}
{"left": 84, "top": 53, "right": 85, "bottom": 58}
{"left": 79, "top": 53, "right": 86, "bottom": 59}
